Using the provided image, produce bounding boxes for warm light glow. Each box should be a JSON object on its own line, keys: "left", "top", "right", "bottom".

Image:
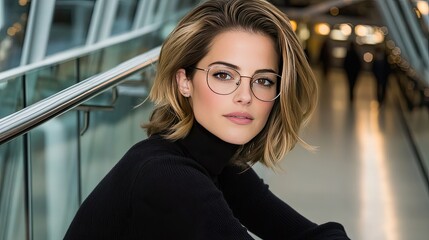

{"left": 330, "top": 29, "right": 348, "bottom": 41}
{"left": 417, "top": 1, "right": 429, "bottom": 15}
{"left": 315, "top": 23, "right": 331, "bottom": 35}
{"left": 386, "top": 40, "right": 395, "bottom": 49}
{"left": 290, "top": 20, "right": 297, "bottom": 32}
{"left": 7, "top": 27, "right": 16, "bottom": 36}
{"left": 363, "top": 52, "right": 373, "bottom": 63}
{"left": 392, "top": 47, "right": 401, "bottom": 55}
{"left": 354, "top": 26, "right": 385, "bottom": 45}
{"left": 357, "top": 104, "right": 399, "bottom": 240}
{"left": 340, "top": 24, "right": 352, "bottom": 36}
{"left": 13, "top": 23, "right": 22, "bottom": 32}
{"left": 19, "top": 0, "right": 28, "bottom": 6}
{"left": 355, "top": 25, "right": 370, "bottom": 37}
{"left": 332, "top": 47, "right": 347, "bottom": 58}
{"left": 299, "top": 27, "right": 310, "bottom": 41}
{"left": 330, "top": 7, "right": 339, "bottom": 16}
{"left": 415, "top": 8, "right": 422, "bottom": 18}
{"left": 374, "top": 30, "right": 385, "bottom": 43}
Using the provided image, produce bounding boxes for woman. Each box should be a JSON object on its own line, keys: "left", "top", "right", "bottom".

{"left": 65, "top": 0, "right": 350, "bottom": 239}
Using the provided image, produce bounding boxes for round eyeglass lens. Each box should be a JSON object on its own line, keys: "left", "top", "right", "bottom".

{"left": 250, "top": 72, "right": 280, "bottom": 101}
{"left": 206, "top": 66, "right": 240, "bottom": 95}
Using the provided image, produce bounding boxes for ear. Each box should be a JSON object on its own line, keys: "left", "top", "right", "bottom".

{"left": 176, "top": 68, "right": 192, "bottom": 97}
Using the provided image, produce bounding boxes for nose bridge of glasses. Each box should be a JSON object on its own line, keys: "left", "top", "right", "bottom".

{"left": 235, "top": 76, "right": 254, "bottom": 95}
{"left": 237, "top": 75, "right": 252, "bottom": 85}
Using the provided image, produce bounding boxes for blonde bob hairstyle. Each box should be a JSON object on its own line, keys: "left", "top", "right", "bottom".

{"left": 144, "top": 0, "right": 317, "bottom": 169}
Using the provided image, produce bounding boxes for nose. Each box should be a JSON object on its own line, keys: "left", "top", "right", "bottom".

{"left": 233, "top": 77, "right": 253, "bottom": 104}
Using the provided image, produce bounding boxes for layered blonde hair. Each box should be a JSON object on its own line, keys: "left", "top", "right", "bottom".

{"left": 144, "top": 0, "right": 317, "bottom": 169}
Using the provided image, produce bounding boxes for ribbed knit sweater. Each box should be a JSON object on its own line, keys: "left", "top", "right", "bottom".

{"left": 64, "top": 122, "right": 350, "bottom": 239}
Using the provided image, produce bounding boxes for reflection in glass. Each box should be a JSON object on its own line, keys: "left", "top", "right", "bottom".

{"left": 98, "top": 28, "right": 163, "bottom": 73}
{"left": 111, "top": 0, "right": 138, "bottom": 36}
{"left": 25, "top": 59, "right": 77, "bottom": 105}
{"left": 80, "top": 66, "right": 155, "bottom": 199}
{"left": 0, "top": 0, "right": 31, "bottom": 72}
{"left": 30, "top": 112, "right": 79, "bottom": 240}
{"left": 0, "top": 77, "right": 24, "bottom": 118}
{"left": 46, "top": 0, "right": 96, "bottom": 56}
{"left": 79, "top": 50, "right": 103, "bottom": 80}
{"left": 0, "top": 137, "right": 26, "bottom": 240}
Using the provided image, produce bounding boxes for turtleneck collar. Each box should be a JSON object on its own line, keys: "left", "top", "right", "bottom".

{"left": 178, "top": 121, "right": 239, "bottom": 176}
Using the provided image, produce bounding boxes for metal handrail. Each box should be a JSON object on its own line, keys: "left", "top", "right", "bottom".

{"left": 0, "top": 46, "right": 161, "bottom": 145}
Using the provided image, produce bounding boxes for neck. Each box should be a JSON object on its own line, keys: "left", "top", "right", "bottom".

{"left": 178, "top": 121, "right": 239, "bottom": 176}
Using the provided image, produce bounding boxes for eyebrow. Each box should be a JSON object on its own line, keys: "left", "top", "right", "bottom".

{"left": 208, "top": 61, "right": 278, "bottom": 74}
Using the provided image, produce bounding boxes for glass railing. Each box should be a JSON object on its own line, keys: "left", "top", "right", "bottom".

{"left": 0, "top": 136, "right": 26, "bottom": 240}
{"left": 0, "top": 25, "right": 165, "bottom": 111}
{"left": 0, "top": 47, "right": 159, "bottom": 240}
{"left": 0, "top": 2, "right": 198, "bottom": 239}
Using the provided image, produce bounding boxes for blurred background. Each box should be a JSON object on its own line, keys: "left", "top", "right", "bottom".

{"left": 0, "top": 0, "right": 428, "bottom": 239}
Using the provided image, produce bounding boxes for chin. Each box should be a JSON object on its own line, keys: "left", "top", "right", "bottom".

{"left": 218, "top": 133, "right": 253, "bottom": 145}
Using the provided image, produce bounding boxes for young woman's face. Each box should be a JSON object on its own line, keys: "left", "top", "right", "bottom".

{"left": 180, "top": 30, "right": 279, "bottom": 145}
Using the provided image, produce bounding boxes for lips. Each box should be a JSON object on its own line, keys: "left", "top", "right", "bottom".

{"left": 223, "top": 112, "right": 254, "bottom": 125}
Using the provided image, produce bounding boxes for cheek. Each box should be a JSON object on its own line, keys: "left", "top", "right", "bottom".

{"left": 190, "top": 80, "right": 221, "bottom": 115}
{"left": 259, "top": 103, "right": 275, "bottom": 122}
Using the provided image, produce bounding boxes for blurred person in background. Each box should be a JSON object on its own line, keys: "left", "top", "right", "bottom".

{"left": 343, "top": 40, "right": 362, "bottom": 102}
{"left": 372, "top": 44, "right": 391, "bottom": 106}
{"left": 319, "top": 38, "right": 332, "bottom": 81}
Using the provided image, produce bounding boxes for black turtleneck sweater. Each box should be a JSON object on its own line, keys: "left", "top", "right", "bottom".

{"left": 64, "top": 123, "right": 350, "bottom": 239}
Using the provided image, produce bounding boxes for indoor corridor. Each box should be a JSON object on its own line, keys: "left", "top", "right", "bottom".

{"left": 1, "top": 0, "right": 428, "bottom": 239}
{"left": 254, "top": 66, "right": 429, "bottom": 240}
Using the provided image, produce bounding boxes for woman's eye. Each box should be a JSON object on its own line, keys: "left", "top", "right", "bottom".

{"left": 254, "top": 78, "right": 274, "bottom": 86}
{"left": 213, "top": 72, "right": 233, "bottom": 80}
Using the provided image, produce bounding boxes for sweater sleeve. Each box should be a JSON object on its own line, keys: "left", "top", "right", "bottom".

{"left": 130, "top": 156, "right": 255, "bottom": 240}
{"left": 218, "top": 165, "right": 350, "bottom": 240}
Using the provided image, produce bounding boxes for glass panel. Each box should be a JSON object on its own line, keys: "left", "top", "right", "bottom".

{"left": 80, "top": 66, "right": 156, "bottom": 199}
{"left": 0, "top": 0, "right": 31, "bottom": 72}
{"left": 111, "top": 0, "right": 138, "bottom": 36}
{"left": 78, "top": 50, "right": 104, "bottom": 81}
{"left": 0, "top": 77, "right": 24, "bottom": 118}
{"left": 29, "top": 112, "right": 79, "bottom": 240}
{"left": 98, "top": 28, "right": 164, "bottom": 73}
{"left": 0, "top": 137, "right": 26, "bottom": 240}
{"left": 25, "top": 59, "right": 78, "bottom": 104}
{"left": 46, "top": 0, "right": 96, "bottom": 56}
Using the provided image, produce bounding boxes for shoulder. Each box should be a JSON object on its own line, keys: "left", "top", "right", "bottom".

{"left": 124, "top": 134, "right": 209, "bottom": 176}
{"left": 123, "top": 135, "right": 214, "bottom": 197}
{"left": 105, "top": 135, "right": 211, "bottom": 195}
{"left": 135, "top": 153, "right": 213, "bottom": 196}
{"left": 117, "top": 135, "right": 194, "bottom": 171}
{"left": 125, "top": 134, "right": 180, "bottom": 159}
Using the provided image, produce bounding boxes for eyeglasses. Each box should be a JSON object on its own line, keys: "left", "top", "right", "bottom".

{"left": 193, "top": 65, "right": 281, "bottom": 102}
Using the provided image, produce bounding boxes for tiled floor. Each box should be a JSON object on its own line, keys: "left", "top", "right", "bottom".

{"left": 253, "top": 67, "right": 429, "bottom": 240}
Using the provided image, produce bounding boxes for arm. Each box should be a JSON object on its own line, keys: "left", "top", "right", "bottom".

{"left": 130, "top": 157, "right": 255, "bottom": 240}
{"left": 219, "top": 165, "right": 350, "bottom": 240}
